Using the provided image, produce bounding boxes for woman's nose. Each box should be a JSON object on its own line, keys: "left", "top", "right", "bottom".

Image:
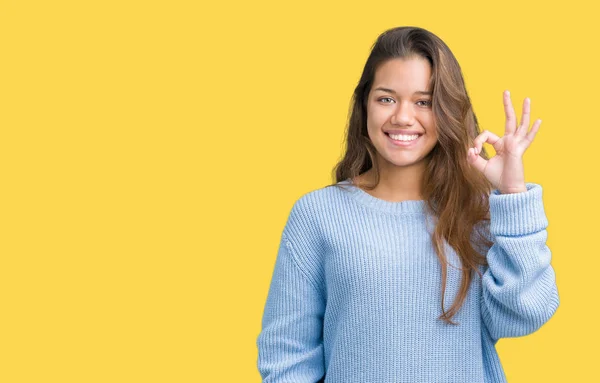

{"left": 391, "top": 102, "right": 416, "bottom": 125}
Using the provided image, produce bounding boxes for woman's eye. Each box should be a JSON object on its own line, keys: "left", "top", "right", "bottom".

{"left": 378, "top": 98, "right": 431, "bottom": 106}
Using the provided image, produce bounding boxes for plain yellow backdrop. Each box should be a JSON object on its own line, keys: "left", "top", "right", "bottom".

{"left": 0, "top": 0, "right": 596, "bottom": 381}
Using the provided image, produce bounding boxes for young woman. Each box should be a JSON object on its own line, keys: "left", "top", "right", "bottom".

{"left": 256, "top": 26, "right": 559, "bottom": 383}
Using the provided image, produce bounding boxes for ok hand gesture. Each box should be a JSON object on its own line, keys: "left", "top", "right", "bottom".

{"left": 467, "top": 90, "right": 542, "bottom": 194}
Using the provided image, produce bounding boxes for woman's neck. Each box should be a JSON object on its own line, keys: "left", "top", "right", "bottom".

{"left": 354, "top": 165, "right": 425, "bottom": 202}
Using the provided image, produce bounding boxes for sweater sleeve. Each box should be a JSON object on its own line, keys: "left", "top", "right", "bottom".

{"left": 256, "top": 198, "right": 326, "bottom": 383}
{"left": 480, "top": 182, "right": 560, "bottom": 341}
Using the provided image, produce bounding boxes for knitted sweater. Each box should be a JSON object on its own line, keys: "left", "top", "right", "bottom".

{"left": 256, "top": 179, "right": 560, "bottom": 383}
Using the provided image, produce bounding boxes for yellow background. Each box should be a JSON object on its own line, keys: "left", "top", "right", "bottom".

{"left": 1, "top": 0, "right": 596, "bottom": 381}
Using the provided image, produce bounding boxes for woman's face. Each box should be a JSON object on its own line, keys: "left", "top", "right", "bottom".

{"left": 366, "top": 57, "right": 438, "bottom": 170}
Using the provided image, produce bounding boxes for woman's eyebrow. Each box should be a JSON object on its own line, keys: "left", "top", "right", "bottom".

{"left": 373, "top": 87, "right": 432, "bottom": 96}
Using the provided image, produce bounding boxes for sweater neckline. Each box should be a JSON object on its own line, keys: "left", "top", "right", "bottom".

{"left": 338, "top": 178, "right": 427, "bottom": 215}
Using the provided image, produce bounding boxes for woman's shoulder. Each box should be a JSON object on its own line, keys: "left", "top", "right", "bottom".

{"left": 291, "top": 180, "right": 353, "bottom": 211}
{"left": 282, "top": 182, "right": 352, "bottom": 244}
{"left": 283, "top": 180, "right": 354, "bottom": 226}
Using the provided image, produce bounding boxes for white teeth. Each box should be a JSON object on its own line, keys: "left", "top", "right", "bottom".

{"left": 388, "top": 133, "right": 419, "bottom": 141}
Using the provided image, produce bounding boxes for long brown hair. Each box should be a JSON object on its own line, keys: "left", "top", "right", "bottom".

{"left": 327, "top": 26, "right": 494, "bottom": 325}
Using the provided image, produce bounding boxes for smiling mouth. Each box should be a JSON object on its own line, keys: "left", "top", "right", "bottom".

{"left": 384, "top": 132, "right": 422, "bottom": 146}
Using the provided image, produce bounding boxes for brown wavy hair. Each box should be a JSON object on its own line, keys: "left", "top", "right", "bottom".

{"left": 326, "top": 26, "right": 494, "bottom": 325}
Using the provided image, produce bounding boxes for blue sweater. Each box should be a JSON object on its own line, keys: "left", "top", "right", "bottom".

{"left": 257, "top": 179, "right": 560, "bottom": 383}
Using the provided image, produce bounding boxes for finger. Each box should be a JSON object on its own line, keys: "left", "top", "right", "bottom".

{"left": 472, "top": 130, "right": 502, "bottom": 154}
{"left": 525, "top": 119, "right": 542, "bottom": 144}
{"left": 467, "top": 147, "right": 488, "bottom": 173}
{"left": 504, "top": 90, "right": 517, "bottom": 135}
{"left": 517, "top": 97, "right": 531, "bottom": 136}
